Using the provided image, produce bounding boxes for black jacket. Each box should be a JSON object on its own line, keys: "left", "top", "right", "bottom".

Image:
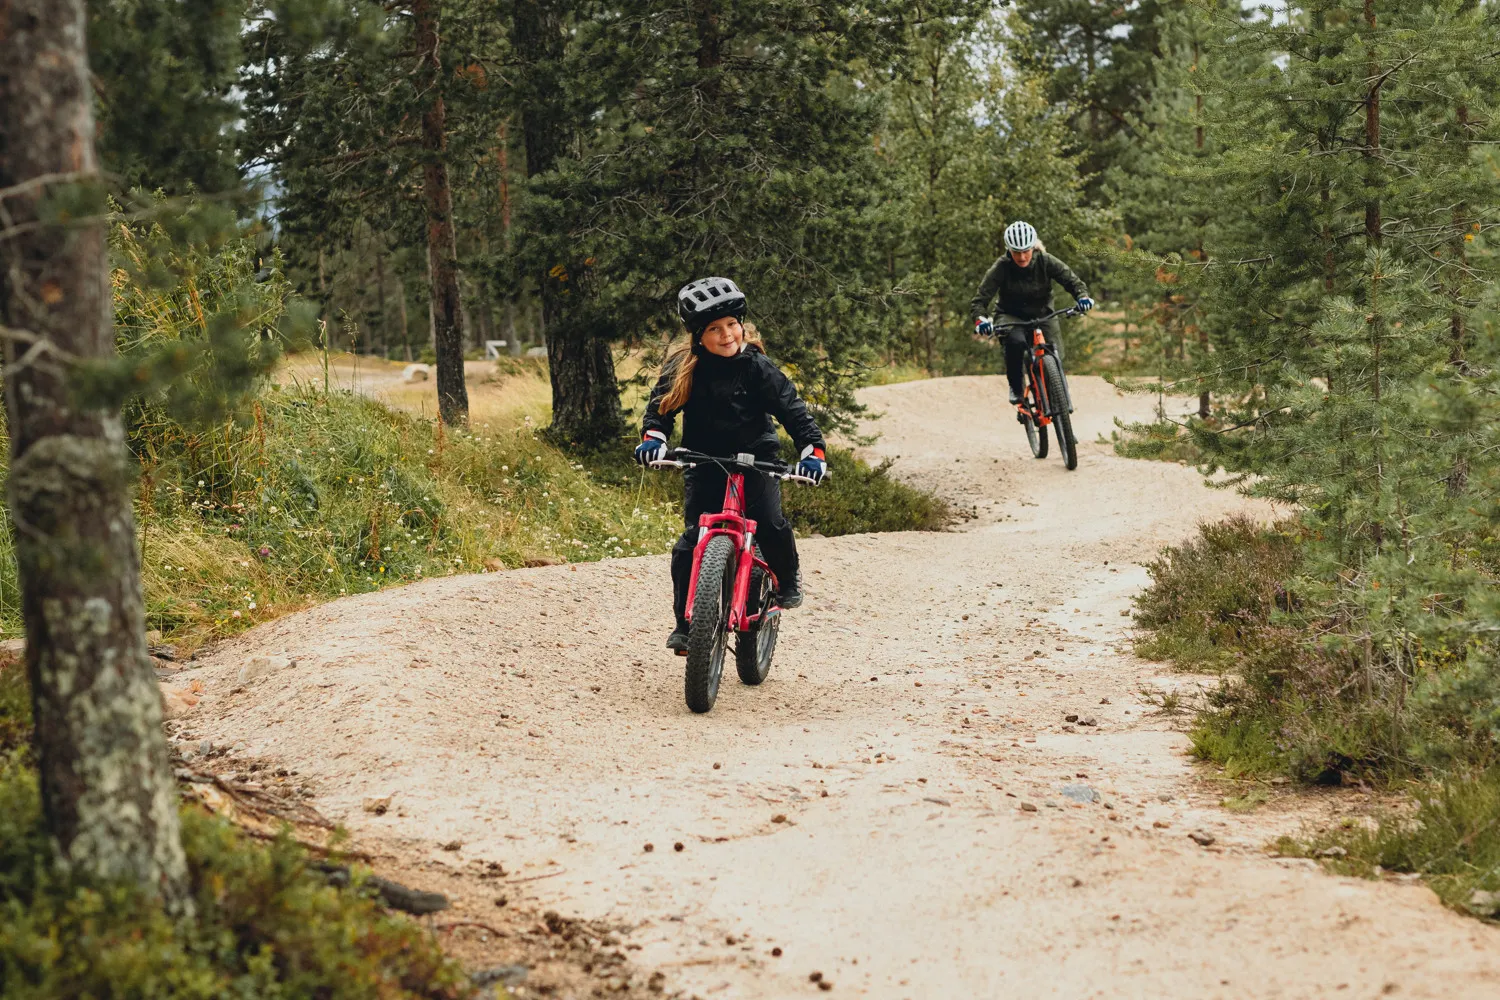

{"left": 643, "top": 343, "right": 825, "bottom": 462}
{"left": 969, "top": 250, "right": 1089, "bottom": 321}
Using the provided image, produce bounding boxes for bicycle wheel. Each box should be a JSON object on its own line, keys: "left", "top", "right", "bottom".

{"left": 1022, "top": 379, "right": 1047, "bottom": 459}
{"left": 1022, "top": 410, "right": 1045, "bottom": 458}
{"left": 735, "top": 563, "right": 779, "bottom": 686}
{"left": 1042, "top": 354, "right": 1078, "bottom": 471}
{"left": 685, "top": 535, "right": 734, "bottom": 713}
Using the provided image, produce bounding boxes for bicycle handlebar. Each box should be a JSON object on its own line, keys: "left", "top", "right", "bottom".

{"left": 980, "top": 305, "right": 1082, "bottom": 336}
{"left": 649, "top": 448, "right": 818, "bottom": 485}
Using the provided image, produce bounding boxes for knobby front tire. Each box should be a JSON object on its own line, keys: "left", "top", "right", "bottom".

{"left": 1042, "top": 354, "right": 1078, "bottom": 471}
{"left": 686, "top": 535, "right": 734, "bottom": 713}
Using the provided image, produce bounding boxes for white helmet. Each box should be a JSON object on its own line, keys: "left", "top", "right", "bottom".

{"left": 1004, "top": 221, "right": 1038, "bottom": 252}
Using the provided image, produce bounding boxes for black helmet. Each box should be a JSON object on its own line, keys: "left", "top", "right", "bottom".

{"left": 677, "top": 276, "right": 747, "bottom": 336}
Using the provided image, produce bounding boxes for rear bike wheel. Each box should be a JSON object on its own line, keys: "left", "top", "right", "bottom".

{"left": 685, "top": 535, "right": 734, "bottom": 713}
{"left": 735, "top": 562, "right": 779, "bottom": 686}
{"left": 1042, "top": 354, "right": 1078, "bottom": 471}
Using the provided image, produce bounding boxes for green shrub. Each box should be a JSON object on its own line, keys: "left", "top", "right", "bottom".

{"left": 1139, "top": 516, "right": 1498, "bottom": 783}
{"left": 1133, "top": 515, "right": 1303, "bottom": 669}
{"left": 781, "top": 445, "right": 949, "bottom": 536}
{"left": 0, "top": 658, "right": 27, "bottom": 762}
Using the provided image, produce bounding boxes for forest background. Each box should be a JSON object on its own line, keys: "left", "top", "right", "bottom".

{"left": 4, "top": 0, "right": 1500, "bottom": 995}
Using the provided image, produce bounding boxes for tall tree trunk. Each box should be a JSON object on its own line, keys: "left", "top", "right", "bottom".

{"left": 1194, "top": 40, "right": 1210, "bottom": 420}
{"left": 398, "top": 275, "right": 412, "bottom": 362}
{"left": 496, "top": 119, "right": 522, "bottom": 356}
{"left": 513, "top": 0, "right": 624, "bottom": 447}
{"left": 0, "top": 0, "right": 189, "bottom": 906}
{"left": 1364, "top": 0, "right": 1385, "bottom": 548}
{"left": 414, "top": 0, "right": 468, "bottom": 426}
{"left": 1450, "top": 104, "right": 1469, "bottom": 364}
{"left": 375, "top": 249, "right": 389, "bottom": 358}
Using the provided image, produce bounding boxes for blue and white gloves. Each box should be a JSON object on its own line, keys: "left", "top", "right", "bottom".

{"left": 1076, "top": 296, "right": 1095, "bottom": 313}
{"left": 974, "top": 316, "right": 994, "bottom": 336}
{"left": 634, "top": 430, "right": 668, "bottom": 466}
{"left": 798, "top": 445, "right": 828, "bottom": 485}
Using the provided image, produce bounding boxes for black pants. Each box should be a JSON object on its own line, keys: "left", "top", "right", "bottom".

{"left": 1000, "top": 315, "right": 1061, "bottom": 397}
{"left": 671, "top": 466, "right": 797, "bottom": 625}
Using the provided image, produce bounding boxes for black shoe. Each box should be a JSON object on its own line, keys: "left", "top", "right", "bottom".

{"left": 775, "top": 572, "right": 804, "bottom": 610}
{"left": 666, "top": 626, "right": 689, "bottom": 653}
{"left": 1008, "top": 387, "right": 1022, "bottom": 405}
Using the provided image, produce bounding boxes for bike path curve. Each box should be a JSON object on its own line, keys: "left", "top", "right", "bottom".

{"left": 180, "top": 375, "right": 1500, "bottom": 998}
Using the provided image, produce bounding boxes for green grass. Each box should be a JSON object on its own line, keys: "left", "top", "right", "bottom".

{"left": 1275, "top": 768, "right": 1500, "bottom": 922}
{"left": 0, "top": 375, "right": 949, "bottom": 653}
{"left": 1138, "top": 516, "right": 1500, "bottom": 924}
{"left": 782, "top": 445, "right": 948, "bottom": 536}
{"left": 129, "top": 386, "right": 686, "bottom": 651}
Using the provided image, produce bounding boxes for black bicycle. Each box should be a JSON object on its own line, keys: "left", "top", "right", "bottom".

{"left": 987, "top": 307, "right": 1081, "bottom": 471}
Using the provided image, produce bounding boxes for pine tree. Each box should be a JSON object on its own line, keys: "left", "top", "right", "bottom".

{"left": 510, "top": 0, "right": 627, "bottom": 448}
{"left": 516, "top": 0, "right": 997, "bottom": 435}
{"left": 1009, "top": 0, "right": 1165, "bottom": 192}
{"left": 1177, "top": 0, "right": 1500, "bottom": 734}
{"left": 0, "top": 0, "right": 191, "bottom": 906}
{"left": 88, "top": 0, "right": 244, "bottom": 196}
{"left": 241, "top": 0, "right": 506, "bottom": 424}
{"left": 877, "top": 13, "right": 1108, "bottom": 373}
{"left": 1103, "top": 0, "right": 1251, "bottom": 409}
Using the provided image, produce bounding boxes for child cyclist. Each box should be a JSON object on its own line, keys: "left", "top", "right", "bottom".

{"left": 635, "top": 277, "right": 828, "bottom": 653}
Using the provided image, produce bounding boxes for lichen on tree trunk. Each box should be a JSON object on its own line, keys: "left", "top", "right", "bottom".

{"left": 0, "top": 0, "right": 190, "bottom": 906}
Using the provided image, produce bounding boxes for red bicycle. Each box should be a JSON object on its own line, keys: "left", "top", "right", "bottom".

{"left": 990, "top": 306, "right": 1081, "bottom": 471}
{"left": 650, "top": 448, "right": 816, "bottom": 713}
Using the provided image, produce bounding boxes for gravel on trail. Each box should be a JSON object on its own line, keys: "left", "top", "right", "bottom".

{"left": 178, "top": 375, "right": 1500, "bottom": 999}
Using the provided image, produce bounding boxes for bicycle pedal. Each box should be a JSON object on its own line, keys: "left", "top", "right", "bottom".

{"left": 675, "top": 648, "right": 689, "bottom": 657}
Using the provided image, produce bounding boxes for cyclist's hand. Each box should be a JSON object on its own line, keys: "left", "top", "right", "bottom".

{"left": 797, "top": 445, "right": 828, "bottom": 485}
{"left": 974, "top": 316, "right": 994, "bottom": 336}
{"left": 1076, "top": 296, "right": 1095, "bottom": 313}
{"left": 635, "top": 430, "right": 668, "bottom": 466}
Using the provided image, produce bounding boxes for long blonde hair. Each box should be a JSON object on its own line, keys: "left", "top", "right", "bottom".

{"left": 659, "top": 321, "right": 763, "bottom": 413}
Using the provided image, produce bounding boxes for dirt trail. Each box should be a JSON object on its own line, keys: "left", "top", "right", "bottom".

{"left": 180, "top": 376, "right": 1500, "bottom": 998}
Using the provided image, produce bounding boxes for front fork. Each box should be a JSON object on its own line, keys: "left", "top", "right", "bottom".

{"left": 1024, "top": 337, "right": 1074, "bottom": 418}
{"left": 683, "top": 521, "right": 762, "bottom": 631}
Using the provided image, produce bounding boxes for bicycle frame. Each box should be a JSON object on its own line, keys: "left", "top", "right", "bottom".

{"left": 983, "top": 306, "right": 1078, "bottom": 424}
{"left": 682, "top": 471, "right": 777, "bottom": 633}
{"left": 1023, "top": 331, "right": 1065, "bottom": 423}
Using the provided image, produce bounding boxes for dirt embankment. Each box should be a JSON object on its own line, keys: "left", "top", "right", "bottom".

{"left": 174, "top": 376, "right": 1500, "bottom": 999}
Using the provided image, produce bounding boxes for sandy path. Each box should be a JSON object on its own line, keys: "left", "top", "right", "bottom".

{"left": 180, "top": 376, "right": 1500, "bottom": 998}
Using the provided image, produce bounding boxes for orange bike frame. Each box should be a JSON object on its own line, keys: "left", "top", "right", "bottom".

{"left": 1017, "top": 329, "right": 1055, "bottom": 426}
